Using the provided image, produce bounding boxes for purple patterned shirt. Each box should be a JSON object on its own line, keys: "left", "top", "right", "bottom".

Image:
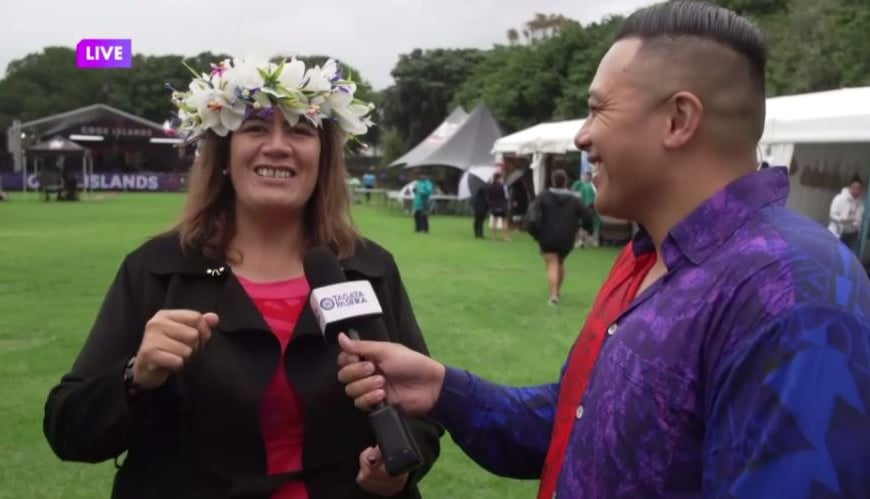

{"left": 432, "top": 167, "right": 870, "bottom": 498}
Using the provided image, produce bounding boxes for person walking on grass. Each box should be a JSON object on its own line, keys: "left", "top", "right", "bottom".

{"left": 413, "top": 171, "right": 434, "bottom": 233}
{"left": 486, "top": 173, "right": 509, "bottom": 241}
{"left": 528, "top": 169, "right": 595, "bottom": 305}
{"left": 572, "top": 171, "right": 600, "bottom": 248}
{"left": 471, "top": 183, "right": 489, "bottom": 239}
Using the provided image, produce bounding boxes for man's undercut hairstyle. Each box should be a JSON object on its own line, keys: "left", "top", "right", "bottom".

{"left": 615, "top": 1, "right": 769, "bottom": 146}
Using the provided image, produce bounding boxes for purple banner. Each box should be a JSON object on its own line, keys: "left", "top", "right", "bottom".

{"left": 1, "top": 171, "right": 188, "bottom": 192}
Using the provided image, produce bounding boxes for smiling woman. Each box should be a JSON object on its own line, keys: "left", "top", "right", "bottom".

{"left": 42, "top": 56, "right": 443, "bottom": 499}
{"left": 180, "top": 110, "right": 356, "bottom": 265}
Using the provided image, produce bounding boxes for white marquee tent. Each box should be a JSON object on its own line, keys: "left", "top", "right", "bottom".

{"left": 493, "top": 119, "right": 584, "bottom": 193}
{"left": 758, "top": 87, "right": 870, "bottom": 260}
{"left": 493, "top": 87, "right": 870, "bottom": 258}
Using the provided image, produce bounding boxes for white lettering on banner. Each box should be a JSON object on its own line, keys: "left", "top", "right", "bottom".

{"left": 22, "top": 173, "right": 162, "bottom": 191}
{"left": 78, "top": 126, "right": 153, "bottom": 137}
{"left": 81, "top": 174, "right": 160, "bottom": 191}
{"left": 310, "top": 280, "right": 383, "bottom": 335}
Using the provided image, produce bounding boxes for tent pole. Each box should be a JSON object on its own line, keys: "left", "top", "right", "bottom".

{"left": 860, "top": 169, "right": 870, "bottom": 264}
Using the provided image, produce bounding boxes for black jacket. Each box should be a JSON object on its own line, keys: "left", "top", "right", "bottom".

{"left": 533, "top": 189, "right": 594, "bottom": 249}
{"left": 486, "top": 182, "right": 508, "bottom": 213}
{"left": 43, "top": 232, "right": 443, "bottom": 499}
{"left": 471, "top": 187, "right": 489, "bottom": 215}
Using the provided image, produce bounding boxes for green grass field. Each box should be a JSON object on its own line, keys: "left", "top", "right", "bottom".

{"left": 0, "top": 193, "right": 618, "bottom": 499}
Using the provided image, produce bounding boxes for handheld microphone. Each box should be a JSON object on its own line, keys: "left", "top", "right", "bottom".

{"left": 303, "top": 247, "right": 424, "bottom": 477}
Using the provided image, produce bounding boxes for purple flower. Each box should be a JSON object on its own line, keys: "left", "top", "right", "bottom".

{"left": 256, "top": 106, "right": 276, "bottom": 121}
{"left": 330, "top": 60, "right": 343, "bottom": 82}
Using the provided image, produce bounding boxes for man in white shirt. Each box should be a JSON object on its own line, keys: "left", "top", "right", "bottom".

{"left": 829, "top": 175, "right": 866, "bottom": 255}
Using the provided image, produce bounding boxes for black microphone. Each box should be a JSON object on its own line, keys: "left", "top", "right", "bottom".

{"left": 303, "top": 247, "right": 424, "bottom": 477}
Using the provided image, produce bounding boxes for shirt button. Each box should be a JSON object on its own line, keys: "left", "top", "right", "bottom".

{"left": 607, "top": 323, "right": 618, "bottom": 336}
{"left": 575, "top": 404, "right": 584, "bottom": 419}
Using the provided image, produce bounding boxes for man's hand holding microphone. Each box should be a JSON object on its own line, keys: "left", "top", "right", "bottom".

{"left": 336, "top": 333, "right": 445, "bottom": 418}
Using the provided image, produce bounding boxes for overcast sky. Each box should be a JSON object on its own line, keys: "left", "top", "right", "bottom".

{"left": 1, "top": 0, "right": 656, "bottom": 90}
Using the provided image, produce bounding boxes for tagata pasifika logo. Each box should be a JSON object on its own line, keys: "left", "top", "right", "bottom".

{"left": 76, "top": 39, "right": 132, "bottom": 69}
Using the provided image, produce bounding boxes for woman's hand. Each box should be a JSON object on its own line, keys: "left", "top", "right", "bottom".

{"left": 356, "top": 446, "right": 409, "bottom": 497}
{"left": 132, "top": 310, "right": 219, "bottom": 389}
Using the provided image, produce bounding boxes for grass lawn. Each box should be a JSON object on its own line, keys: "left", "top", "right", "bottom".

{"left": 0, "top": 193, "right": 618, "bottom": 499}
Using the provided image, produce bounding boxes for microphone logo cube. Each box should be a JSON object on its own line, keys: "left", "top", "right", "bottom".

{"left": 310, "top": 281, "right": 383, "bottom": 335}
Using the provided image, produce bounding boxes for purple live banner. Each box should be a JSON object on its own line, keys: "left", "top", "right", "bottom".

{"left": 76, "top": 39, "right": 132, "bottom": 69}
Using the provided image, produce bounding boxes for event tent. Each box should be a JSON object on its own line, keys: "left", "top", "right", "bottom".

{"left": 391, "top": 103, "right": 503, "bottom": 172}
{"left": 493, "top": 119, "right": 584, "bottom": 156}
{"left": 389, "top": 107, "right": 467, "bottom": 168}
{"left": 24, "top": 135, "right": 92, "bottom": 196}
{"left": 758, "top": 87, "right": 870, "bottom": 260}
{"left": 492, "top": 87, "right": 870, "bottom": 259}
{"left": 457, "top": 165, "right": 498, "bottom": 200}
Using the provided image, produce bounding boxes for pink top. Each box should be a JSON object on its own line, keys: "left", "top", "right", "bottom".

{"left": 237, "top": 274, "right": 311, "bottom": 499}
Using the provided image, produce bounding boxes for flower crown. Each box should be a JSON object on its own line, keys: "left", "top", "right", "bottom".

{"left": 169, "top": 57, "right": 375, "bottom": 144}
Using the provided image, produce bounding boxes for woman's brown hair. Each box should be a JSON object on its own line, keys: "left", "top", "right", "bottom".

{"left": 175, "top": 121, "right": 360, "bottom": 261}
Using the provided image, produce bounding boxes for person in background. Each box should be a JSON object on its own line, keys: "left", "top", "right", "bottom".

{"left": 508, "top": 179, "right": 530, "bottom": 232}
{"left": 571, "top": 171, "right": 600, "bottom": 247}
{"left": 530, "top": 169, "right": 595, "bottom": 305}
{"left": 43, "top": 56, "right": 442, "bottom": 499}
{"left": 413, "top": 171, "right": 434, "bottom": 233}
{"left": 486, "top": 173, "right": 509, "bottom": 241}
{"left": 362, "top": 166, "right": 377, "bottom": 203}
{"left": 828, "top": 174, "right": 865, "bottom": 255}
{"left": 471, "top": 183, "right": 489, "bottom": 239}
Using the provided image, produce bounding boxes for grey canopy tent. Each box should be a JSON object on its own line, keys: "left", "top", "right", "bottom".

{"left": 390, "top": 103, "right": 503, "bottom": 172}
{"left": 389, "top": 106, "right": 468, "bottom": 168}
{"left": 25, "top": 136, "right": 91, "bottom": 199}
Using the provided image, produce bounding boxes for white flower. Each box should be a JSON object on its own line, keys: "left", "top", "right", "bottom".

{"left": 278, "top": 105, "right": 301, "bottom": 127}
{"left": 303, "top": 59, "right": 338, "bottom": 93}
{"left": 223, "top": 58, "right": 265, "bottom": 91}
{"left": 277, "top": 58, "right": 306, "bottom": 91}
{"left": 325, "top": 90, "right": 372, "bottom": 135}
{"left": 172, "top": 56, "right": 374, "bottom": 140}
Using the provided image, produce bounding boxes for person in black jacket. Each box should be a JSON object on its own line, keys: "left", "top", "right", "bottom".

{"left": 508, "top": 179, "right": 530, "bottom": 231}
{"left": 527, "top": 169, "right": 595, "bottom": 305}
{"left": 471, "top": 184, "right": 489, "bottom": 238}
{"left": 43, "top": 57, "right": 442, "bottom": 499}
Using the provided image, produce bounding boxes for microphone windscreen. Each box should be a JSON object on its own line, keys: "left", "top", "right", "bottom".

{"left": 304, "top": 246, "right": 347, "bottom": 289}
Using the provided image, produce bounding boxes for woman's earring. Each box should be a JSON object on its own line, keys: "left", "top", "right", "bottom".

{"left": 221, "top": 169, "right": 228, "bottom": 176}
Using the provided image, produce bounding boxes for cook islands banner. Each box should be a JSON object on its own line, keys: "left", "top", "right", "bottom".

{"left": 0, "top": 171, "right": 188, "bottom": 192}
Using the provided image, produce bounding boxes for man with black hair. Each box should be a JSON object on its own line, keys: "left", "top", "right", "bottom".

{"left": 829, "top": 175, "right": 865, "bottom": 255}
{"left": 336, "top": 2, "right": 870, "bottom": 497}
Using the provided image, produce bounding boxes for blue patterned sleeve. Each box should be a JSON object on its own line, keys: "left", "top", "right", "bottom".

{"left": 429, "top": 366, "right": 559, "bottom": 479}
{"left": 704, "top": 305, "right": 870, "bottom": 498}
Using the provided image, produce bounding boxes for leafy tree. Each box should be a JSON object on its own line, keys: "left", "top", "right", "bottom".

{"left": 380, "top": 48, "right": 484, "bottom": 146}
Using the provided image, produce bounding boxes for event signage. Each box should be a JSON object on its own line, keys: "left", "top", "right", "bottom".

{"left": 0, "top": 172, "right": 187, "bottom": 192}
